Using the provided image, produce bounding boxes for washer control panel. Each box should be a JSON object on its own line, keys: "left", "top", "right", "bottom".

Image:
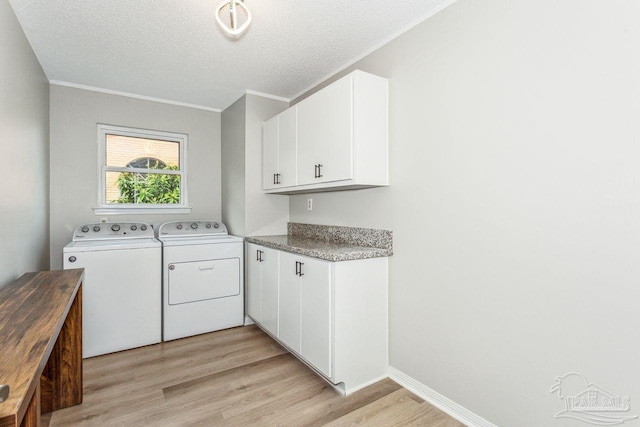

{"left": 158, "top": 220, "right": 228, "bottom": 238}
{"left": 72, "top": 222, "right": 154, "bottom": 241}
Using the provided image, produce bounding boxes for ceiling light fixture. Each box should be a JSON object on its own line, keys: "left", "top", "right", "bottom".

{"left": 215, "top": 0, "right": 252, "bottom": 37}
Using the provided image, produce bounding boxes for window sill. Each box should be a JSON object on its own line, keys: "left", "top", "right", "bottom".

{"left": 93, "top": 206, "right": 192, "bottom": 215}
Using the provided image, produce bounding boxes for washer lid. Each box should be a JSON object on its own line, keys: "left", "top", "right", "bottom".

{"left": 158, "top": 220, "right": 228, "bottom": 238}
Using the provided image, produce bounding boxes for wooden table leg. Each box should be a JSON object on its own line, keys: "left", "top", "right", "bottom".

{"left": 19, "top": 384, "right": 39, "bottom": 427}
{"left": 41, "top": 285, "right": 83, "bottom": 414}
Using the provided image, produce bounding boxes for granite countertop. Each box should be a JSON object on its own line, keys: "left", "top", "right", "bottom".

{"left": 245, "top": 223, "right": 393, "bottom": 262}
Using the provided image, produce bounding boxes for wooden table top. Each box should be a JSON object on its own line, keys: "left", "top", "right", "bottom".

{"left": 0, "top": 269, "right": 84, "bottom": 424}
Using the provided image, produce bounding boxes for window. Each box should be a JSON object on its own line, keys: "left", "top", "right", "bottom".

{"left": 96, "top": 124, "right": 189, "bottom": 214}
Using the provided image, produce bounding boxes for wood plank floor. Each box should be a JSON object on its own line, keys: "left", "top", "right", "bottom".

{"left": 46, "top": 325, "right": 465, "bottom": 426}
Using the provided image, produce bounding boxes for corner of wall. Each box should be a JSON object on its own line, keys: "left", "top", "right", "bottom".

{"left": 243, "top": 94, "right": 290, "bottom": 236}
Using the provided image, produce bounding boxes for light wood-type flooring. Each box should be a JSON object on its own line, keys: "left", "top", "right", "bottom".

{"left": 46, "top": 325, "right": 465, "bottom": 426}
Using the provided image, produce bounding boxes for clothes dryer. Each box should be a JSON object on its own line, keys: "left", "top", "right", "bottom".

{"left": 158, "top": 220, "right": 244, "bottom": 341}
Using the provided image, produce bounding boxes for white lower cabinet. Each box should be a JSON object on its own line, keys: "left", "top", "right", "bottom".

{"left": 277, "top": 252, "right": 301, "bottom": 352}
{"left": 246, "top": 242, "right": 388, "bottom": 395}
{"left": 279, "top": 251, "right": 332, "bottom": 377}
{"left": 246, "top": 243, "right": 279, "bottom": 336}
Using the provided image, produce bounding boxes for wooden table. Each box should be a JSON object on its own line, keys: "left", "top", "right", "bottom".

{"left": 0, "top": 269, "right": 84, "bottom": 427}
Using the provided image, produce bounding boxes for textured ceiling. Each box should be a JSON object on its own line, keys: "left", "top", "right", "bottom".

{"left": 9, "top": 0, "right": 453, "bottom": 111}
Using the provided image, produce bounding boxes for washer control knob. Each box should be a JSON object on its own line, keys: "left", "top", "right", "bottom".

{"left": 169, "top": 264, "right": 175, "bottom": 271}
{"left": 191, "top": 223, "right": 198, "bottom": 229}
{"left": 93, "top": 225, "right": 101, "bottom": 232}
{"left": 111, "top": 224, "right": 121, "bottom": 232}
{"left": 81, "top": 226, "right": 89, "bottom": 233}
{"left": 213, "top": 223, "right": 220, "bottom": 229}
{"left": 206, "top": 223, "right": 212, "bottom": 229}
{"left": 130, "top": 225, "right": 137, "bottom": 231}
{"left": 68, "top": 256, "right": 77, "bottom": 263}
{"left": 176, "top": 224, "right": 183, "bottom": 230}
{"left": 141, "top": 225, "right": 148, "bottom": 231}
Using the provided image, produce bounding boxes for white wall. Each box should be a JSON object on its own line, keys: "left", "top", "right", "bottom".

{"left": 221, "top": 96, "right": 246, "bottom": 236}
{"left": 289, "top": 1, "right": 640, "bottom": 425}
{"left": 221, "top": 94, "right": 289, "bottom": 237}
{"left": 244, "top": 94, "right": 289, "bottom": 236}
{"left": 0, "top": 2, "right": 50, "bottom": 288}
{"left": 50, "top": 85, "right": 221, "bottom": 269}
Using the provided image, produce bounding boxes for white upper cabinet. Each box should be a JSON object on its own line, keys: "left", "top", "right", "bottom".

{"left": 263, "top": 70, "right": 388, "bottom": 194}
{"left": 262, "top": 117, "right": 279, "bottom": 190}
{"left": 297, "top": 76, "right": 353, "bottom": 185}
{"left": 278, "top": 107, "right": 297, "bottom": 188}
{"left": 262, "top": 107, "right": 298, "bottom": 190}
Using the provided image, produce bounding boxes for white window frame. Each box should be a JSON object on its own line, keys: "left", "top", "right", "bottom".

{"left": 94, "top": 124, "right": 191, "bottom": 215}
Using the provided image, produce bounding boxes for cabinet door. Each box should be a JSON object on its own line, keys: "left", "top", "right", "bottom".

{"left": 300, "top": 257, "right": 332, "bottom": 377}
{"left": 246, "top": 243, "right": 262, "bottom": 323}
{"left": 260, "top": 247, "right": 279, "bottom": 336}
{"left": 297, "top": 75, "right": 353, "bottom": 185}
{"left": 262, "top": 116, "right": 279, "bottom": 190}
{"left": 278, "top": 107, "right": 297, "bottom": 188}
{"left": 278, "top": 252, "right": 301, "bottom": 353}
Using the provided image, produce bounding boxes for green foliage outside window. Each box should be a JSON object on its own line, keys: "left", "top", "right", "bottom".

{"left": 114, "top": 165, "right": 180, "bottom": 204}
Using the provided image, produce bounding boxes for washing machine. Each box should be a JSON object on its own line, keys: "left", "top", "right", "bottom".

{"left": 158, "top": 220, "right": 244, "bottom": 341}
{"left": 63, "top": 222, "right": 161, "bottom": 358}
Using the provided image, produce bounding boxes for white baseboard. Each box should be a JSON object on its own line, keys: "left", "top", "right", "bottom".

{"left": 388, "top": 367, "right": 496, "bottom": 427}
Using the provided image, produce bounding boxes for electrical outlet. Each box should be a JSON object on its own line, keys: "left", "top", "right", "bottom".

{"left": 307, "top": 198, "right": 313, "bottom": 211}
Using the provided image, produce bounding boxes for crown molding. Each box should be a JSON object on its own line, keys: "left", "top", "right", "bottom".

{"left": 50, "top": 80, "right": 222, "bottom": 112}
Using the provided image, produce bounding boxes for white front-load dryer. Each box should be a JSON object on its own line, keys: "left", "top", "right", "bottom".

{"left": 158, "top": 220, "right": 244, "bottom": 341}
{"left": 63, "top": 222, "right": 161, "bottom": 358}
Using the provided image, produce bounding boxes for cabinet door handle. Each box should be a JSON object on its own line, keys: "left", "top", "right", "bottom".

{"left": 315, "top": 164, "right": 323, "bottom": 179}
{"left": 259, "top": 250, "right": 264, "bottom": 262}
{"left": 295, "top": 261, "right": 305, "bottom": 276}
{"left": 257, "top": 249, "right": 263, "bottom": 261}
{"left": 276, "top": 173, "right": 281, "bottom": 185}
{"left": 273, "top": 173, "right": 277, "bottom": 184}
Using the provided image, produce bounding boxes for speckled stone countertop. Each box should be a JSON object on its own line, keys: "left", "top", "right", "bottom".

{"left": 245, "top": 223, "right": 392, "bottom": 262}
